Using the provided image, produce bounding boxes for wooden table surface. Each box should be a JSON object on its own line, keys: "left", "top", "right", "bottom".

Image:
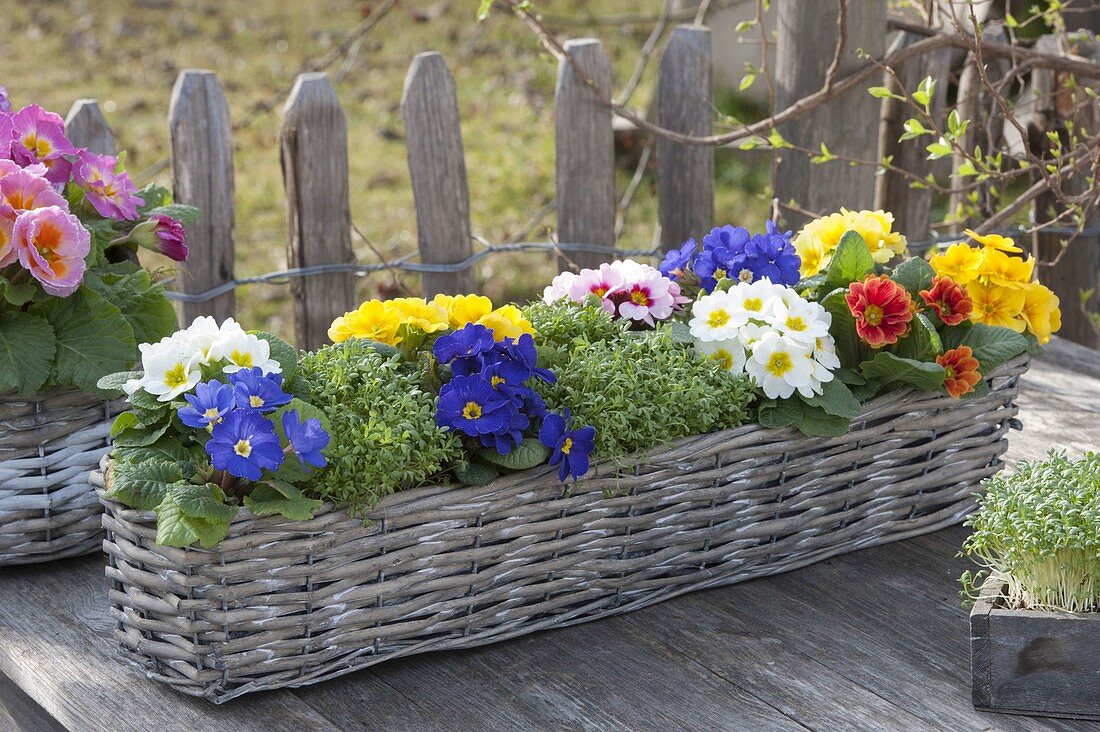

{"left": 1, "top": 337, "right": 1097, "bottom": 732}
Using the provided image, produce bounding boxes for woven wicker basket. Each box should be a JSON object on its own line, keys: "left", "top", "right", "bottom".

{"left": 98, "top": 353, "right": 1028, "bottom": 702}
{"left": 1, "top": 389, "right": 124, "bottom": 565}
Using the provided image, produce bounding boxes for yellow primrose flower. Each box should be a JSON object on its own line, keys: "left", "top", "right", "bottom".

{"left": 443, "top": 293, "right": 494, "bottom": 329}
{"left": 389, "top": 297, "right": 450, "bottom": 334}
{"left": 843, "top": 208, "right": 908, "bottom": 263}
{"left": 967, "top": 281, "right": 1026, "bottom": 332}
{"left": 430, "top": 293, "right": 455, "bottom": 312}
{"left": 328, "top": 299, "right": 402, "bottom": 345}
{"left": 1019, "top": 282, "right": 1061, "bottom": 345}
{"left": 929, "top": 243, "right": 982, "bottom": 285}
{"left": 793, "top": 211, "right": 849, "bottom": 270}
{"left": 476, "top": 304, "right": 536, "bottom": 341}
{"left": 795, "top": 235, "right": 828, "bottom": 278}
{"left": 965, "top": 228, "right": 1023, "bottom": 254}
{"left": 977, "top": 248, "right": 1034, "bottom": 289}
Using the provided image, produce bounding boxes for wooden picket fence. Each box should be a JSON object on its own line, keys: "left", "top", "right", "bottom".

{"left": 60, "top": 5, "right": 1099, "bottom": 350}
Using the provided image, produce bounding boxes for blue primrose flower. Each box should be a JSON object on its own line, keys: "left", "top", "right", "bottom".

{"left": 229, "top": 367, "right": 292, "bottom": 413}
{"left": 436, "top": 374, "right": 516, "bottom": 437}
{"left": 282, "top": 409, "right": 330, "bottom": 470}
{"left": 477, "top": 407, "right": 530, "bottom": 455}
{"left": 693, "top": 225, "right": 751, "bottom": 292}
{"left": 206, "top": 410, "right": 284, "bottom": 481}
{"left": 539, "top": 409, "right": 596, "bottom": 483}
{"left": 740, "top": 221, "right": 801, "bottom": 286}
{"left": 495, "top": 334, "right": 556, "bottom": 384}
{"left": 701, "top": 224, "right": 750, "bottom": 254}
{"left": 433, "top": 323, "right": 496, "bottom": 365}
{"left": 177, "top": 380, "right": 234, "bottom": 430}
{"left": 658, "top": 238, "right": 697, "bottom": 280}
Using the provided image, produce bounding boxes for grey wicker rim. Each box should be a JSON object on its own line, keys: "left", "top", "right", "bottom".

{"left": 98, "top": 354, "right": 1028, "bottom": 703}
{"left": 1, "top": 389, "right": 125, "bottom": 565}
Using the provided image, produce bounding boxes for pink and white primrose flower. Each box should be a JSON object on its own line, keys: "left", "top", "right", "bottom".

{"left": 0, "top": 167, "right": 67, "bottom": 267}
{"left": 11, "top": 206, "right": 90, "bottom": 297}
{"left": 72, "top": 151, "right": 143, "bottom": 220}
{"left": 6, "top": 105, "right": 76, "bottom": 186}
{"left": 543, "top": 259, "right": 688, "bottom": 326}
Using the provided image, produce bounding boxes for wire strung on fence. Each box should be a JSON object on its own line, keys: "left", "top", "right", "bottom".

{"left": 164, "top": 224, "right": 1100, "bottom": 304}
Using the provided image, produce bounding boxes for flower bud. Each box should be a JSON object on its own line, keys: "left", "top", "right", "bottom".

{"left": 132, "top": 214, "right": 189, "bottom": 262}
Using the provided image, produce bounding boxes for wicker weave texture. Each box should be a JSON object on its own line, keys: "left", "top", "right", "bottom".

{"left": 1, "top": 390, "right": 123, "bottom": 565}
{"left": 100, "top": 354, "right": 1028, "bottom": 703}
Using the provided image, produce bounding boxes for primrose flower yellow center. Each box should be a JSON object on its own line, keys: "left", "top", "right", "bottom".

{"left": 491, "top": 375, "right": 506, "bottom": 388}
{"left": 785, "top": 316, "right": 807, "bottom": 332}
{"left": 249, "top": 395, "right": 264, "bottom": 409}
{"left": 710, "top": 349, "right": 735, "bottom": 371}
{"left": 233, "top": 439, "right": 252, "bottom": 458}
{"left": 766, "top": 351, "right": 793, "bottom": 377}
{"left": 230, "top": 350, "right": 254, "bottom": 368}
{"left": 744, "top": 298, "right": 762, "bottom": 312}
{"left": 863, "top": 304, "right": 883, "bottom": 326}
{"left": 203, "top": 408, "right": 221, "bottom": 420}
{"left": 463, "top": 401, "right": 482, "bottom": 420}
{"left": 707, "top": 310, "right": 730, "bottom": 328}
{"left": 714, "top": 268, "right": 727, "bottom": 280}
{"left": 738, "top": 268, "right": 754, "bottom": 283}
{"left": 561, "top": 437, "right": 573, "bottom": 455}
{"left": 164, "top": 363, "right": 190, "bottom": 389}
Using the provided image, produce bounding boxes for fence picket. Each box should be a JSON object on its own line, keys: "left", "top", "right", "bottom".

{"left": 64, "top": 100, "right": 116, "bottom": 156}
{"left": 168, "top": 69, "right": 236, "bottom": 324}
{"left": 402, "top": 52, "right": 476, "bottom": 297}
{"left": 877, "top": 31, "right": 951, "bottom": 240}
{"left": 281, "top": 72, "right": 357, "bottom": 350}
{"left": 657, "top": 25, "right": 714, "bottom": 251}
{"left": 774, "top": 0, "right": 886, "bottom": 227}
{"left": 555, "top": 38, "right": 615, "bottom": 271}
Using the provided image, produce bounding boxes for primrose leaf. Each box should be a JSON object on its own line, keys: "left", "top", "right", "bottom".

{"left": 860, "top": 351, "right": 946, "bottom": 391}
{"left": 0, "top": 311, "right": 55, "bottom": 396}
{"left": 479, "top": 441, "right": 550, "bottom": 471}
{"left": 823, "top": 231, "right": 875, "bottom": 293}
{"left": 106, "top": 459, "right": 183, "bottom": 510}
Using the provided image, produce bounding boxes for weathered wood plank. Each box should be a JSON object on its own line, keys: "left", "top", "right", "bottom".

{"left": 0, "top": 556, "right": 343, "bottom": 732}
{"left": 876, "top": 31, "right": 951, "bottom": 239}
{"left": 774, "top": 0, "right": 886, "bottom": 227}
{"left": 1032, "top": 35, "right": 1100, "bottom": 349}
{"left": 555, "top": 38, "right": 615, "bottom": 271}
{"left": 0, "top": 672, "right": 66, "bottom": 732}
{"left": 64, "top": 100, "right": 116, "bottom": 156}
{"left": 168, "top": 69, "right": 236, "bottom": 324}
{"left": 402, "top": 52, "right": 476, "bottom": 297}
{"left": 281, "top": 72, "right": 357, "bottom": 350}
{"left": 657, "top": 24, "right": 714, "bottom": 250}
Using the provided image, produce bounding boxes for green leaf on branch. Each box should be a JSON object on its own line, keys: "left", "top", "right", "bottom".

{"left": 244, "top": 480, "right": 324, "bottom": 521}
{"left": 31, "top": 288, "right": 137, "bottom": 394}
{"left": 823, "top": 231, "right": 875, "bottom": 292}
{"left": 860, "top": 351, "right": 946, "bottom": 391}
{"left": 479, "top": 440, "right": 551, "bottom": 471}
{"left": 106, "top": 459, "right": 183, "bottom": 510}
{"left": 154, "top": 483, "right": 235, "bottom": 548}
{"left": 0, "top": 311, "right": 56, "bottom": 396}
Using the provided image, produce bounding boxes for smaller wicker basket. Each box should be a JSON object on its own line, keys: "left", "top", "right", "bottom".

{"left": 0, "top": 389, "right": 124, "bottom": 565}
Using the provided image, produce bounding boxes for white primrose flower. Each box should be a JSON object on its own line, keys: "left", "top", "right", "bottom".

{"left": 212, "top": 331, "right": 281, "bottom": 375}
{"left": 744, "top": 331, "right": 814, "bottom": 400}
{"left": 738, "top": 322, "right": 769, "bottom": 350}
{"left": 542, "top": 271, "right": 578, "bottom": 304}
{"left": 812, "top": 335, "right": 841, "bottom": 371}
{"left": 727, "top": 279, "right": 783, "bottom": 321}
{"left": 140, "top": 344, "right": 203, "bottom": 402}
{"left": 694, "top": 337, "right": 747, "bottom": 374}
{"left": 689, "top": 290, "right": 749, "bottom": 342}
{"left": 769, "top": 298, "right": 831, "bottom": 345}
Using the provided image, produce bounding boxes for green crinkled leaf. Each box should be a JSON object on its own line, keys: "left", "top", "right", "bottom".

{"left": 824, "top": 231, "right": 875, "bottom": 292}
{"left": 106, "top": 459, "right": 183, "bottom": 510}
{"left": 31, "top": 288, "right": 137, "bottom": 395}
{"left": 0, "top": 278, "right": 36, "bottom": 307}
{"left": 127, "top": 387, "right": 169, "bottom": 412}
{"left": 146, "top": 203, "right": 201, "bottom": 226}
{"left": 821, "top": 288, "right": 862, "bottom": 369}
{"left": 794, "top": 402, "right": 854, "bottom": 437}
{"left": 112, "top": 420, "right": 170, "bottom": 448}
{"left": 110, "top": 412, "right": 141, "bottom": 438}
{"left": 890, "top": 257, "right": 935, "bottom": 299}
{"left": 804, "top": 379, "right": 862, "bottom": 419}
{"left": 860, "top": 351, "right": 946, "bottom": 391}
{"left": 757, "top": 399, "right": 803, "bottom": 429}
{"left": 244, "top": 480, "right": 323, "bottom": 521}
{"left": 114, "top": 437, "right": 204, "bottom": 470}
{"left": 453, "top": 461, "right": 500, "bottom": 486}
{"left": 0, "top": 311, "right": 55, "bottom": 396}
{"left": 154, "top": 484, "right": 232, "bottom": 548}
{"left": 136, "top": 183, "right": 172, "bottom": 212}
{"left": 479, "top": 440, "right": 551, "bottom": 471}
{"left": 942, "top": 323, "right": 1028, "bottom": 372}
{"left": 86, "top": 270, "right": 178, "bottom": 347}
{"left": 97, "top": 370, "right": 143, "bottom": 394}
{"left": 252, "top": 330, "right": 297, "bottom": 382}
{"left": 171, "top": 482, "right": 238, "bottom": 523}
{"left": 894, "top": 312, "right": 942, "bottom": 361}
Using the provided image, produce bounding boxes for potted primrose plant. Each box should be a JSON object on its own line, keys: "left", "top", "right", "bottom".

{"left": 964, "top": 451, "right": 1100, "bottom": 720}
{"left": 0, "top": 93, "right": 197, "bottom": 564}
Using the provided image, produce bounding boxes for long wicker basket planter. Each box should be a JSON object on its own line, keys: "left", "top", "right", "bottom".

{"left": 1, "top": 389, "right": 124, "bottom": 565}
{"left": 98, "top": 353, "right": 1028, "bottom": 703}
